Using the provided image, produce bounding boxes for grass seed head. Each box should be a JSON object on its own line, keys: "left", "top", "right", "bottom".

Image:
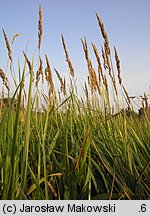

{"left": 12, "top": 33, "right": 22, "bottom": 45}
{"left": 45, "top": 55, "right": 54, "bottom": 95}
{"left": 36, "top": 57, "right": 43, "bottom": 87}
{"left": 63, "top": 77, "right": 66, "bottom": 96}
{"left": 54, "top": 68, "right": 65, "bottom": 93}
{"left": 82, "top": 38, "right": 97, "bottom": 94}
{"left": 38, "top": 5, "right": 43, "bottom": 50}
{"left": 96, "top": 13, "right": 110, "bottom": 55}
{"left": 104, "top": 74, "right": 109, "bottom": 96}
{"left": 61, "top": 34, "right": 74, "bottom": 77}
{"left": 92, "top": 43, "right": 103, "bottom": 81}
{"left": 101, "top": 46, "right": 108, "bottom": 70}
{"left": 2, "top": 28, "right": 12, "bottom": 62}
{"left": 0, "top": 68, "right": 10, "bottom": 91}
{"left": 114, "top": 47, "right": 122, "bottom": 85}
{"left": 23, "top": 51, "right": 32, "bottom": 71}
{"left": 84, "top": 81, "right": 89, "bottom": 98}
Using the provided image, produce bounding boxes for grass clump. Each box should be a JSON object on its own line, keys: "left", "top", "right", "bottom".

{"left": 0, "top": 6, "right": 149, "bottom": 200}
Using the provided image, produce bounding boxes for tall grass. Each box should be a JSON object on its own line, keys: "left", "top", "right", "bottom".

{"left": 0, "top": 6, "right": 149, "bottom": 200}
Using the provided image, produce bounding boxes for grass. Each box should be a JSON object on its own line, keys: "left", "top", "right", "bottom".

{"left": 0, "top": 6, "right": 149, "bottom": 200}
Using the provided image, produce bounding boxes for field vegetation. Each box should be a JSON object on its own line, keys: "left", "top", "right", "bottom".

{"left": 0, "top": 6, "right": 149, "bottom": 200}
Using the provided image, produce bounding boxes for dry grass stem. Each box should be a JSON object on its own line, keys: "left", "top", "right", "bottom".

{"left": 122, "top": 85, "right": 130, "bottom": 102}
{"left": 2, "top": 29, "right": 12, "bottom": 62}
{"left": 38, "top": 5, "right": 43, "bottom": 50}
{"left": 61, "top": 34, "right": 74, "bottom": 77}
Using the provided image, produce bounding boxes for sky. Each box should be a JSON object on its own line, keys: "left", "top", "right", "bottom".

{"left": 0, "top": 0, "right": 150, "bottom": 101}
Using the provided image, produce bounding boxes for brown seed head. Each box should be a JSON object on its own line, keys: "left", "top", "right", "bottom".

{"left": 23, "top": 51, "right": 32, "bottom": 71}
{"left": 104, "top": 43, "right": 111, "bottom": 69}
{"left": 114, "top": 47, "right": 122, "bottom": 85}
{"left": 0, "top": 68, "right": 10, "bottom": 91}
{"left": 103, "top": 75, "right": 109, "bottom": 97}
{"left": 81, "top": 38, "right": 90, "bottom": 65}
{"left": 63, "top": 77, "right": 66, "bottom": 96}
{"left": 38, "top": 5, "right": 43, "bottom": 50}
{"left": 2, "top": 29, "right": 12, "bottom": 62}
{"left": 92, "top": 43, "right": 103, "bottom": 74}
{"left": 12, "top": 33, "right": 22, "bottom": 45}
{"left": 36, "top": 57, "right": 43, "bottom": 87}
{"left": 96, "top": 13, "right": 110, "bottom": 55}
{"left": 54, "top": 68, "right": 66, "bottom": 95}
{"left": 81, "top": 38, "right": 95, "bottom": 93}
{"left": 61, "top": 34, "right": 74, "bottom": 77}
{"left": 101, "top": 46, "right": 108, "bottom": 70}
{"left": 84, "top": 81, "right": 89, "bottom": 98}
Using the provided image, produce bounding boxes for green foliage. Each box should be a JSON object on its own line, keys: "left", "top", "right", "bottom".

{"left": 0, "top": 86, "right": 149, "bottom": 199}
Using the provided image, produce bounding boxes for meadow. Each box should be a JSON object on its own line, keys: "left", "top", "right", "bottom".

{"left": 0, "top": 6, "right": 149, "bottom": 200}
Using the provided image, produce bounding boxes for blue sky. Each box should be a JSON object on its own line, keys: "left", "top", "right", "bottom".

{"left": 0, "top": 0, "right": 150, "bottom": 98}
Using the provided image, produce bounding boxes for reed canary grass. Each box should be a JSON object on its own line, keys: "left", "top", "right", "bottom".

{"left": 0, "top": 9, "right": 149, "bottom": 200}
{"left": 96, "top": 13, "right": 110, "bottom": 55}
{"left": 38, "top": 5, "right": 43, "bottom": 50}
{"left": 81, "top": 38, "right": 98, "bottom": 94}
{"left": 61, "top": 34, "right": 75, "bottom": 78}
{"left": 2, "top": 29, "right": 12, "bottom": 62}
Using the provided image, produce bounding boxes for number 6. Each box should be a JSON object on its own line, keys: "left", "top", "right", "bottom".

{"left": 141, "top": 204, "right": 146, "bottom": 212}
